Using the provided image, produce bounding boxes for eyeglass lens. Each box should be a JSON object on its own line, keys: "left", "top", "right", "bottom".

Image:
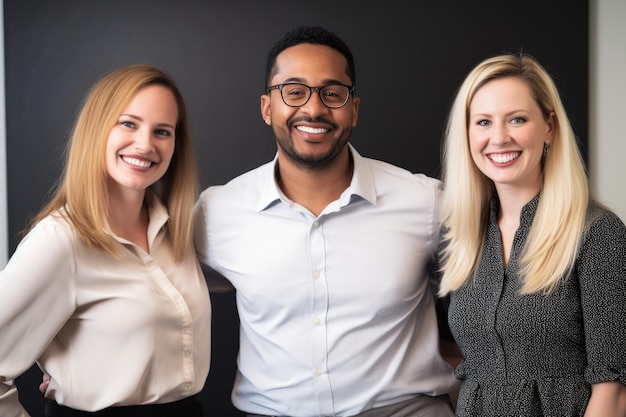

{"left": 280, "top": 84, "right": 350, "bottom": 108}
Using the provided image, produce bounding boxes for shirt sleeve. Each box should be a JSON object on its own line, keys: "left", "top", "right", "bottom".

{"left": 0, "top": 219, "right": 77, "bottom": 416}
{"left": 193, "top": 188, "right": 234, "bottom": 293}
{"left": 432, "top": 225, "right": 455, "bottom": 343}
{"left": 578, "top": 209, "right": 626, "bottom": 385}
{"left": 420, "top": 176, "right": 453, "bottom": 342}
{"left": 420, "top": 175, "right": 442, "bottom": 258}
{"left": 193, "top": 191, "right": 211, "bottom": 268}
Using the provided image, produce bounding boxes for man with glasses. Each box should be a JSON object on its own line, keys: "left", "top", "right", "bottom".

{"left": 194, "top": 26, "right": 457, "bottom": 417}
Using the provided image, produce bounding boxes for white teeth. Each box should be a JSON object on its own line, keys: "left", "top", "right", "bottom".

{"left": 122, "top": 156, "right": 153, "bottom": 168}
{"left": 490, "top": 152, "right": 520, "bottom": 164}
{"left": 296, "top": 125, "right": 329, "bottom": 134}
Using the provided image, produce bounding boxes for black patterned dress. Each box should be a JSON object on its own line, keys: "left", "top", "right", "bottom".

{"left": 446, "top": 196, "right": 626, "bottom": 416}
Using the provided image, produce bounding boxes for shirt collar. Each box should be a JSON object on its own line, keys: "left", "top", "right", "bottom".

{"left": 108, "top": 189, "right": 169, "bottom": 244}
{"left": 256, "top": 143, "right": 377, "bottom": 212}
{"left": 489, "top": 192, "right": 540, "bottom": 227}
{"left": 145, "top": 189, "right": 169, "bottom": 241}
{"left": 347, "top": 144, "right": 377, "bottom": 204}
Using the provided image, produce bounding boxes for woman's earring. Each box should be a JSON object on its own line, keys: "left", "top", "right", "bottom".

{"left": 543, "top": 142, "right": 551, "bottom": 157}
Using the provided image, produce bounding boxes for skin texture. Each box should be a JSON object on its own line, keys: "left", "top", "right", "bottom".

{"left": 105, "top": 85, "right": 177, "bottom": 198}
{"left": 260, "top": 43, "right": 360, "bottom": 216}
{"left": 468, "top": 77, "right": 552, "bottom": 203}
{"left": 468, "top": 76, "right": 553, "bottom": 266}
{"left": 585, "top": 382, "right": 626, "bottom": 417}
{"left": 105, "top": 84, "right": 178, "bottom": 252}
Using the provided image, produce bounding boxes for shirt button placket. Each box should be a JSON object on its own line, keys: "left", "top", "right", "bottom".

{"left": 308, "top": 218, "right": 333, "bottom": 413}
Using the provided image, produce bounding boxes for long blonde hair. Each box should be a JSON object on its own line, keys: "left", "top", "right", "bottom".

{"left": 439, "top": 53, "right": 589, "bottom": 295}
{"left": 25, "top": 64, "right": 198, "bottom": 261}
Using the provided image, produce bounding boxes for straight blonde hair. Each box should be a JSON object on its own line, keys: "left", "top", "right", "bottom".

{"left": 25, "top": 64, "right": 198, "bottom": 261}
{"left": 439, "top": 54, "right": 589, "bottom": 295}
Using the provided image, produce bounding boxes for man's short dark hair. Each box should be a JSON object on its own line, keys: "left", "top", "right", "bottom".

{"left": 265, "top": 26, "right": 356, "bottom": 89}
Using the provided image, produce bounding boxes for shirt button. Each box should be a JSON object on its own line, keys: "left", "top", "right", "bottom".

{"left": 312, "top": 220, "right": 320, "bottom": 228}
{"left": 314, "top": 318, "right": 321, "bottom": 325}
{"left": 314, "top": 368, "right": 322, "bottom": 376}
{"left": 313, "top": 271, "right": 320, "bottom": 279}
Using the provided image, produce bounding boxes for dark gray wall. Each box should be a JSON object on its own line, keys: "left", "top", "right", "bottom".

{"left": 4, "top": 1, "right": 588, "bottom": 416}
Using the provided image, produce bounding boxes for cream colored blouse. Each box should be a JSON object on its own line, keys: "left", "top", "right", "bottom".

{"left": 0, "top": 192, "right": 211, "bottom": 417}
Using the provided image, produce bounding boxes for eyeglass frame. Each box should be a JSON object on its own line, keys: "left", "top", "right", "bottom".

{"left": 266, "top": 82, "right": 356, "bottom": 109}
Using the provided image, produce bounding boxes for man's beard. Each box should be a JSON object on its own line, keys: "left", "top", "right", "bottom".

{"left": 274, "top": 118, "right": 351, "bottom": 170}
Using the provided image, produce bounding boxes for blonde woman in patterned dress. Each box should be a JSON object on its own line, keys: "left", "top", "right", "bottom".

{"left": 437, "top": 53, "right": 626, "bottom": 416}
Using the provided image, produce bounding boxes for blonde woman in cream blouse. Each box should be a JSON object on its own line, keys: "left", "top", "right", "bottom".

{"left": 0, "top": 65, "right": 210, "bottom": 417}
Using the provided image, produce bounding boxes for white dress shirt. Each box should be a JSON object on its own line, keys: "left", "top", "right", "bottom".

{"left": 0, "top": 191, "right": 211, "bottom": 417}
{"left": 194, "top": 144, "right": 456, "bottom": 417}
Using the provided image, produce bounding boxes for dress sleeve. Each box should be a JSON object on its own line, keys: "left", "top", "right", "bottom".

{"left": 0, "top": 219, "right": 77, "bottom": 417}
{"left": 578, "top": 209, "right": 626, "bottom": 385}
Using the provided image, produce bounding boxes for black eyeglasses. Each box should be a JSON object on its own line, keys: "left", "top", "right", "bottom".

{"left": 266, "top": 83, "right": 355, "bottom": 109}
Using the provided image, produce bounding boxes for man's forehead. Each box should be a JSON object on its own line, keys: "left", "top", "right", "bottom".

{"left": 271, "top": 44, "right": 350, "bottom": 83}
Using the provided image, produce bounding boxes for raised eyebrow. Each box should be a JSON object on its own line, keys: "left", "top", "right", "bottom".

{"left": 507, "top": 110, "right": 530, "bottom": 118}
{"left": 470, "top": 109, "right": 529, "bottom": 119}
{"left": 280, "top": 77, "right": 306, "bottom": 84}
{"left": 120, "top": 113, "right": 141, "bottom": 121}
{"left": 279, "top": 78, "right": 347, "bottom": 86}
{"left": 120, "top": 114, "right": 175, "bottom": 130}
{"left": 321, "top": 80, "right": 349, "bottom": 86}
{"left": 155, "top": 122, "right": 176, "bottom": 131}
